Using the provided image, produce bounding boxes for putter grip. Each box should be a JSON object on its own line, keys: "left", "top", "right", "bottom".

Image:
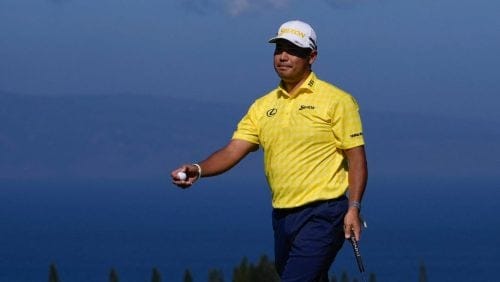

{"left": 350, "top": 236, "right": 366, "bottom": 273}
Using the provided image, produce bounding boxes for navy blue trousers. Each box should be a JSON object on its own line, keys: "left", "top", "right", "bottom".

{"left": 272, "top": 196, "right": 348, "bottom": 282}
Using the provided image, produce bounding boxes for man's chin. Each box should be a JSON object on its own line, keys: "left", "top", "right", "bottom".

{"left": 276, "top": 70, "right": 293, "bottom": 78}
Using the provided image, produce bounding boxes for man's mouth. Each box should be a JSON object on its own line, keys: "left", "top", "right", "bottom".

{"left": 277, "top": 65, "right": 291, "bottom": 69}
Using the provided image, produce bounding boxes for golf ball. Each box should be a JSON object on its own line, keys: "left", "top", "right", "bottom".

{"left": 177, "top": 171, "right": 187, "bottom": 181}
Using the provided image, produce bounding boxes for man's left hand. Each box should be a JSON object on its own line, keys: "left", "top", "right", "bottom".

{"left": 344, "top": 208, "right": 362, "bottom": 241}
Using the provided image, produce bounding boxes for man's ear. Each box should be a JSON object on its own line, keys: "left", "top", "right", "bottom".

{"left": 309, "top": 50, "right": 318, "bottom": 65}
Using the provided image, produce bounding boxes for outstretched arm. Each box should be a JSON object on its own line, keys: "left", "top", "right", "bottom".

{"left": 171, "top": 139, "right": 259, "bottom": 188}
{"left": 342, "top": 145, "right": 368, "bottom": 241}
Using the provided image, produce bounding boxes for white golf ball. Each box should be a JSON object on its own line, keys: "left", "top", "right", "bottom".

{"left": 177, "top": 171, "right": 187, "bottom": 181}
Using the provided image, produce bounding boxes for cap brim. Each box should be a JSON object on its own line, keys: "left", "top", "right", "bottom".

{"left": 268, "top": 36, "right": 313, "bottom": 50}
{"left": 268, "top": 36, "right": 282, "bottom": 43}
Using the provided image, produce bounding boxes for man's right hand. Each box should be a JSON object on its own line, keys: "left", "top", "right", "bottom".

{"left": 171, "top": 164, "right": 200, "bottom": 189}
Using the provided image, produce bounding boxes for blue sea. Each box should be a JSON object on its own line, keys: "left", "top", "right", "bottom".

{"left": 1, "top": 176, "right": 499, "bottom": 282}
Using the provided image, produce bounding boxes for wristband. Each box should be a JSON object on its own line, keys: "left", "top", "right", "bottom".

{"left": 349, "top": 201, "right": 361, "bottom": 211}
{"left": 193, "top": 163, "right": 202, "bottom": 180}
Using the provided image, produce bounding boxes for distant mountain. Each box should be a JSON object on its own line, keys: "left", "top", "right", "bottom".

{"left": 1, "top": 92, "right": 498, "bottom": 180}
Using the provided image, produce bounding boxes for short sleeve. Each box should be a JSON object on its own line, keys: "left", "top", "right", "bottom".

{"left": 232, "top": 103, "right": 260, "bottom": 145}
{"left": 331, "top": 95, "right": 365, "bottom": 149}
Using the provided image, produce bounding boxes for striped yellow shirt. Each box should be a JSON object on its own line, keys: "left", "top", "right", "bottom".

{"left": 233, "top": 72, "right": 365, "bottom": 208}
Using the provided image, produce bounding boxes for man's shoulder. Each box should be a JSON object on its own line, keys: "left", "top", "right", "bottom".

{"left": 314, "top": 77, "right": 351, "bottom": 98}
{"left": 252, "top": 88, "right": 280, "bottom": 106}
{"left": 311, "top": 78, "right": 359, "bottom": 109}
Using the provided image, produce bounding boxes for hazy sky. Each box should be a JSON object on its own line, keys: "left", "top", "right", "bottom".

{"left": 1, "top": 0, "right": 499, "bottom": 120}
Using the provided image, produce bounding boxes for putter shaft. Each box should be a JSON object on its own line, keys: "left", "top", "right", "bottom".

{"left": 349, "top": 235, "right": 367, "bottom": 282}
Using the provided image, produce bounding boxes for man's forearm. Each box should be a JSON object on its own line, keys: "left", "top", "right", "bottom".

{"left": 198, "top": 139, "right": 258, "bottom": 177}
{"left": 198, "top": 148, "right": 242, "bottom": 177}
{"left": 344, "top": 146, "right": 368, "bottom": 206}
{"left": 343, "top": 146, "right": 368, "bottom": 240}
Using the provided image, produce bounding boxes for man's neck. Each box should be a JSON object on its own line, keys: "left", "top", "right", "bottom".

{"left": 281, "top": 71, "right": 312, "bottom": 95}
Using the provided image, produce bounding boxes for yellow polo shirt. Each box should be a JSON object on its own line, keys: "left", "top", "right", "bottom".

{"left": 233, "top": 72, "right": 365, "bottom": 208}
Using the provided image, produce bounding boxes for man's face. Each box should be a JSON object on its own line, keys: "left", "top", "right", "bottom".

{"left": 273, "top": 40, "right": 317, "bottom": 84}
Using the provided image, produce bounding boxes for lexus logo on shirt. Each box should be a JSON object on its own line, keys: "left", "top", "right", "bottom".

{"left": 266, "top": 108, "right": 277, "bottom": 117}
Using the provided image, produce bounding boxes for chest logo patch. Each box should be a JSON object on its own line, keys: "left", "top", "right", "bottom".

{"left": 299, "top": 105, "right": 315, "bottom": 111}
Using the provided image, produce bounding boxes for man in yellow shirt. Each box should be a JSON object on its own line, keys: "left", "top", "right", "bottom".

{"left": 172, "top": 20, "right": 368, "bottom": 281}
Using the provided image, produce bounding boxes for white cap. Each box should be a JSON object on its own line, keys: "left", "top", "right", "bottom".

{"left": 269, "top": 20, "right": 317, "bottom": 50}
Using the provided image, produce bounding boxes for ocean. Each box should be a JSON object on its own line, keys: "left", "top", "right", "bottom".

{"left": 1, "top": 176, "right": 499, "bottom": 281}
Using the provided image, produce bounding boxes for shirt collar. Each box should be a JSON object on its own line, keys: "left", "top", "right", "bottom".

{"left": 277, "top": 72, "right": 317, "bottom": 98}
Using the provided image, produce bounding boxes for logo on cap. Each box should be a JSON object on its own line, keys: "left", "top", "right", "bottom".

{"left": 279, "top": 28, "right": 305, "bottom": 38}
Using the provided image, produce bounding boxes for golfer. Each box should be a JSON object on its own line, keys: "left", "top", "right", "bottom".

{"left": 171, "top": 20, "right": 368, "bottom": 282}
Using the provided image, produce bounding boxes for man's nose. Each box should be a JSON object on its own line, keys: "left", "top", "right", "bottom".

{"left": 278, "top": 51, "right": 289, "bottom": 60}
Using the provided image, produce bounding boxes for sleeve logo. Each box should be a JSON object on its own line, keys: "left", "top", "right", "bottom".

{"left": 350, "top": 132, "right": 363, "bottom": 138}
